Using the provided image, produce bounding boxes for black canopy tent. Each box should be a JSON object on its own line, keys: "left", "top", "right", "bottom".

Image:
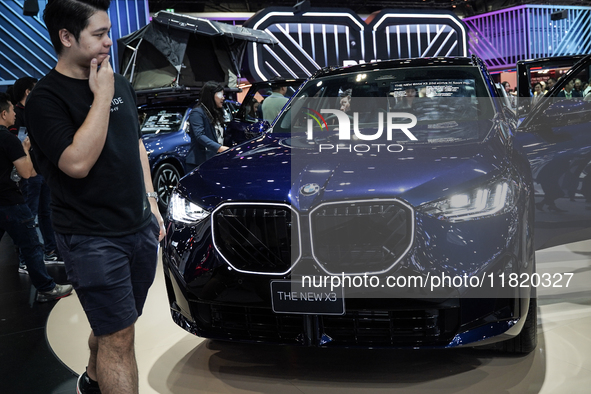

{"left": 117, "top": 12, "right": 277, "bottom": 92}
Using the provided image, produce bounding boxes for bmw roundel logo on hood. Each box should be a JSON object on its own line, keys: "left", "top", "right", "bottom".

{"left": 300, "top": 183, "right": 320, "bottom": 196}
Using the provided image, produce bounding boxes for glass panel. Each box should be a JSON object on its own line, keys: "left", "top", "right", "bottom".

{"left": 139, "top": 109, "right": 184, "bottom": 135}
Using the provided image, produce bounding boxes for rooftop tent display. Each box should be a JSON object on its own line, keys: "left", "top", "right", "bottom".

{"left": 117, "top": 11, "right": 277, "bottom": 91}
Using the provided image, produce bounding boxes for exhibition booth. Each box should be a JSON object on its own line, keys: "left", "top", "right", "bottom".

{"left": 1, "top": 1, "right": 591, "bottom": 392}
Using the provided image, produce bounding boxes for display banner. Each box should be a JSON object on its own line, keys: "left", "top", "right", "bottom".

{"left": 242, "top": 7, "right": 467, "bottom": 82}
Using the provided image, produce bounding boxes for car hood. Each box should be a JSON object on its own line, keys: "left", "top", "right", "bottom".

{"left": 179, "top": 131, "right": 508, "bottom": 210}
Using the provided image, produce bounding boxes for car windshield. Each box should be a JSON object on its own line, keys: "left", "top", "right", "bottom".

{"left": 273, "top": 66, "right": 494, "bottom": 145}
{"left": 139, "top": 108, "right": 186, "bottom": 135}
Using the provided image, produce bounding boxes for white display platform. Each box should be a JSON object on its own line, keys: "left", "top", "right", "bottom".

{"left": 47, "top": 240, "right": 591, "bottom": 393}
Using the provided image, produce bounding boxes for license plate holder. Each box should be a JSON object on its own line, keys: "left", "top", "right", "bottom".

{"left": 270, "top": 280, "right": 345, "bottom": 315}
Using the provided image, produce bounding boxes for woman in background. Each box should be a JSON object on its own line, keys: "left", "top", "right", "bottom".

{"left": 247, "top": 99, "right": 261, "bottom": 120}
{"left": 532, "top": 82, "right": 545, "bottom": 106}
{"left": 186, "top": 81, "right": 230, "bottom": 171}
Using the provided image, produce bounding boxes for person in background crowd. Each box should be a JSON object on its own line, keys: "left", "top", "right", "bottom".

{"left": 0, "top": 92, "right": 73, "bottom": 301}
{"left": 539, "top": 80, "right": 547, "bottom": 94}
{"left": 582, "top": 78, "right": 591, "bottom": 97}
{"left": 557, "top": 80, "right": 583, "bottom": 98}
{"left": 186, "top": 80, "right": 229, "bottom": 172}
{"left": 262, "top": 84, "right": 289, "bottom": 121}
{"left": 339, "top": 90, "right": 352, "bottom": 113}
{"left": 246, "top": 98, "right": 260, "bottom": 120}
{"left": 501, "top": 81, "right": 516, "bottom": 109}
{"left": 25, "top": 1, "right": 165, "bottom": 393}
{"left": 574, "top": 78, "right": 583, "bottom": 94}
{"left": 8, "top": 77, "right": 37, "bottom": 135}
{"left": 546, "top": 77, "right": 557, "bottom": 92}
{"left": 10, "top": 77, "right": 62, "bottom": 267}
{"left": 532, "top": 82, "right": 545, "bottom": 105}
{"left": 394, "top": 87, "right": 419, "bottom": 109}
{"left": 5, "top": 86, "right": 15, "bottom": 126}
{"left": 253, "top": 99, "right": 261, "bottom": 118}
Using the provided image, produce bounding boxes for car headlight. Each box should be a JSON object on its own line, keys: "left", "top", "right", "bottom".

{"left": 169, "top": 191, "right": 210, "bottom": 224}
{"left": 419, "top": 177, "right": 518, "bottom": 222}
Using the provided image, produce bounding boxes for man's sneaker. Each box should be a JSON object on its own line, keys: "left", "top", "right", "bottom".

{"left": 18, "top": 264, "right": 29, "bottom": 275}
{"left": 44, "top": 250, "right": 64, "bottom": 265}
{"left": 77, "top": 370, "right": 101, "bottom": 394}
{"left": 36, "top": 284, "right": 73, "bottom": 302}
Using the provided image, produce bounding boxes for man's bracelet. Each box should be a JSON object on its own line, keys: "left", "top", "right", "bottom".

{"left": 146, "top": 192, "right": 159, "bottom": 202}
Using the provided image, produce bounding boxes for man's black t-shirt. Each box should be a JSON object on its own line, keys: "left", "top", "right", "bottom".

{"left": 26, "top": 70, "right": 151, "bottom": 236}
{"left": 0, "top": 126, "right": 25, "bottom": 206}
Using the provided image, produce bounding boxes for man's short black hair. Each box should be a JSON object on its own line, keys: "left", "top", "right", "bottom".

{"left": 12, "top": 77, "right": 38, "bottom": 104}
{"left": 0, "top": 92, "right": 12, "bottom": 114}
{"left": 44, "top": 0, "right": 111, "bottom": 56}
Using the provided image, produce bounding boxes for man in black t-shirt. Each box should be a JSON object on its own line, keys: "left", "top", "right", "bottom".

{"left": 0, "top": 92, "right": 72, "bottom": 301}
{"left": 25, "top": 2, "right": 164, "bottom": 394}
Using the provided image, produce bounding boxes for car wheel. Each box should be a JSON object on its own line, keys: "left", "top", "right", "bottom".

{"left": 154, "top": 163, "right": 181, "bottom": 212}
{"left": 499, "top": 296, "right": 537, "bottom": 354}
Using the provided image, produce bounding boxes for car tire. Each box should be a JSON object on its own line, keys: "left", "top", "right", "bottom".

{"left": 154, "top": 163, "right": 181, "bottom": 212}
{"left": 499, "top": 296, "right": 537, "bottom": 354}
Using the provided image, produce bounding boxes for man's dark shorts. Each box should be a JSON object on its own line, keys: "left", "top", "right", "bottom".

{"left": 55, "top": 216, "right": 160, "bottom": 336}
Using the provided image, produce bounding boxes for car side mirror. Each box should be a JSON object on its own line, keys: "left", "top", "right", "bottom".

{"left": 244, "top": 120, "right": 271, "bottom": 140}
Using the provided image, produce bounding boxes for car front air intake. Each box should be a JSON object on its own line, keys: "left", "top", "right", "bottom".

{"left": 212, "top": 203, "right": 300, "bottom": 275}
{"left": 309, "top": 200, "right": 414, "bottom": 275}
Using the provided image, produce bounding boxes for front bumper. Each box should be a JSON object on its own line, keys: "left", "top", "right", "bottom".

{"left": 162, "top": 198, "right": 534, "bottom": 348}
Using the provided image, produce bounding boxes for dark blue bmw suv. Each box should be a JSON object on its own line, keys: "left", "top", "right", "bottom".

{"left": 161, "top": 55, "right": 591, "bottom": 353}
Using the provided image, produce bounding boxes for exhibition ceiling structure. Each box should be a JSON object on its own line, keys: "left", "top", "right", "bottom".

{"left": 2, "top": 0, "right": 590, "bottom": 86}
